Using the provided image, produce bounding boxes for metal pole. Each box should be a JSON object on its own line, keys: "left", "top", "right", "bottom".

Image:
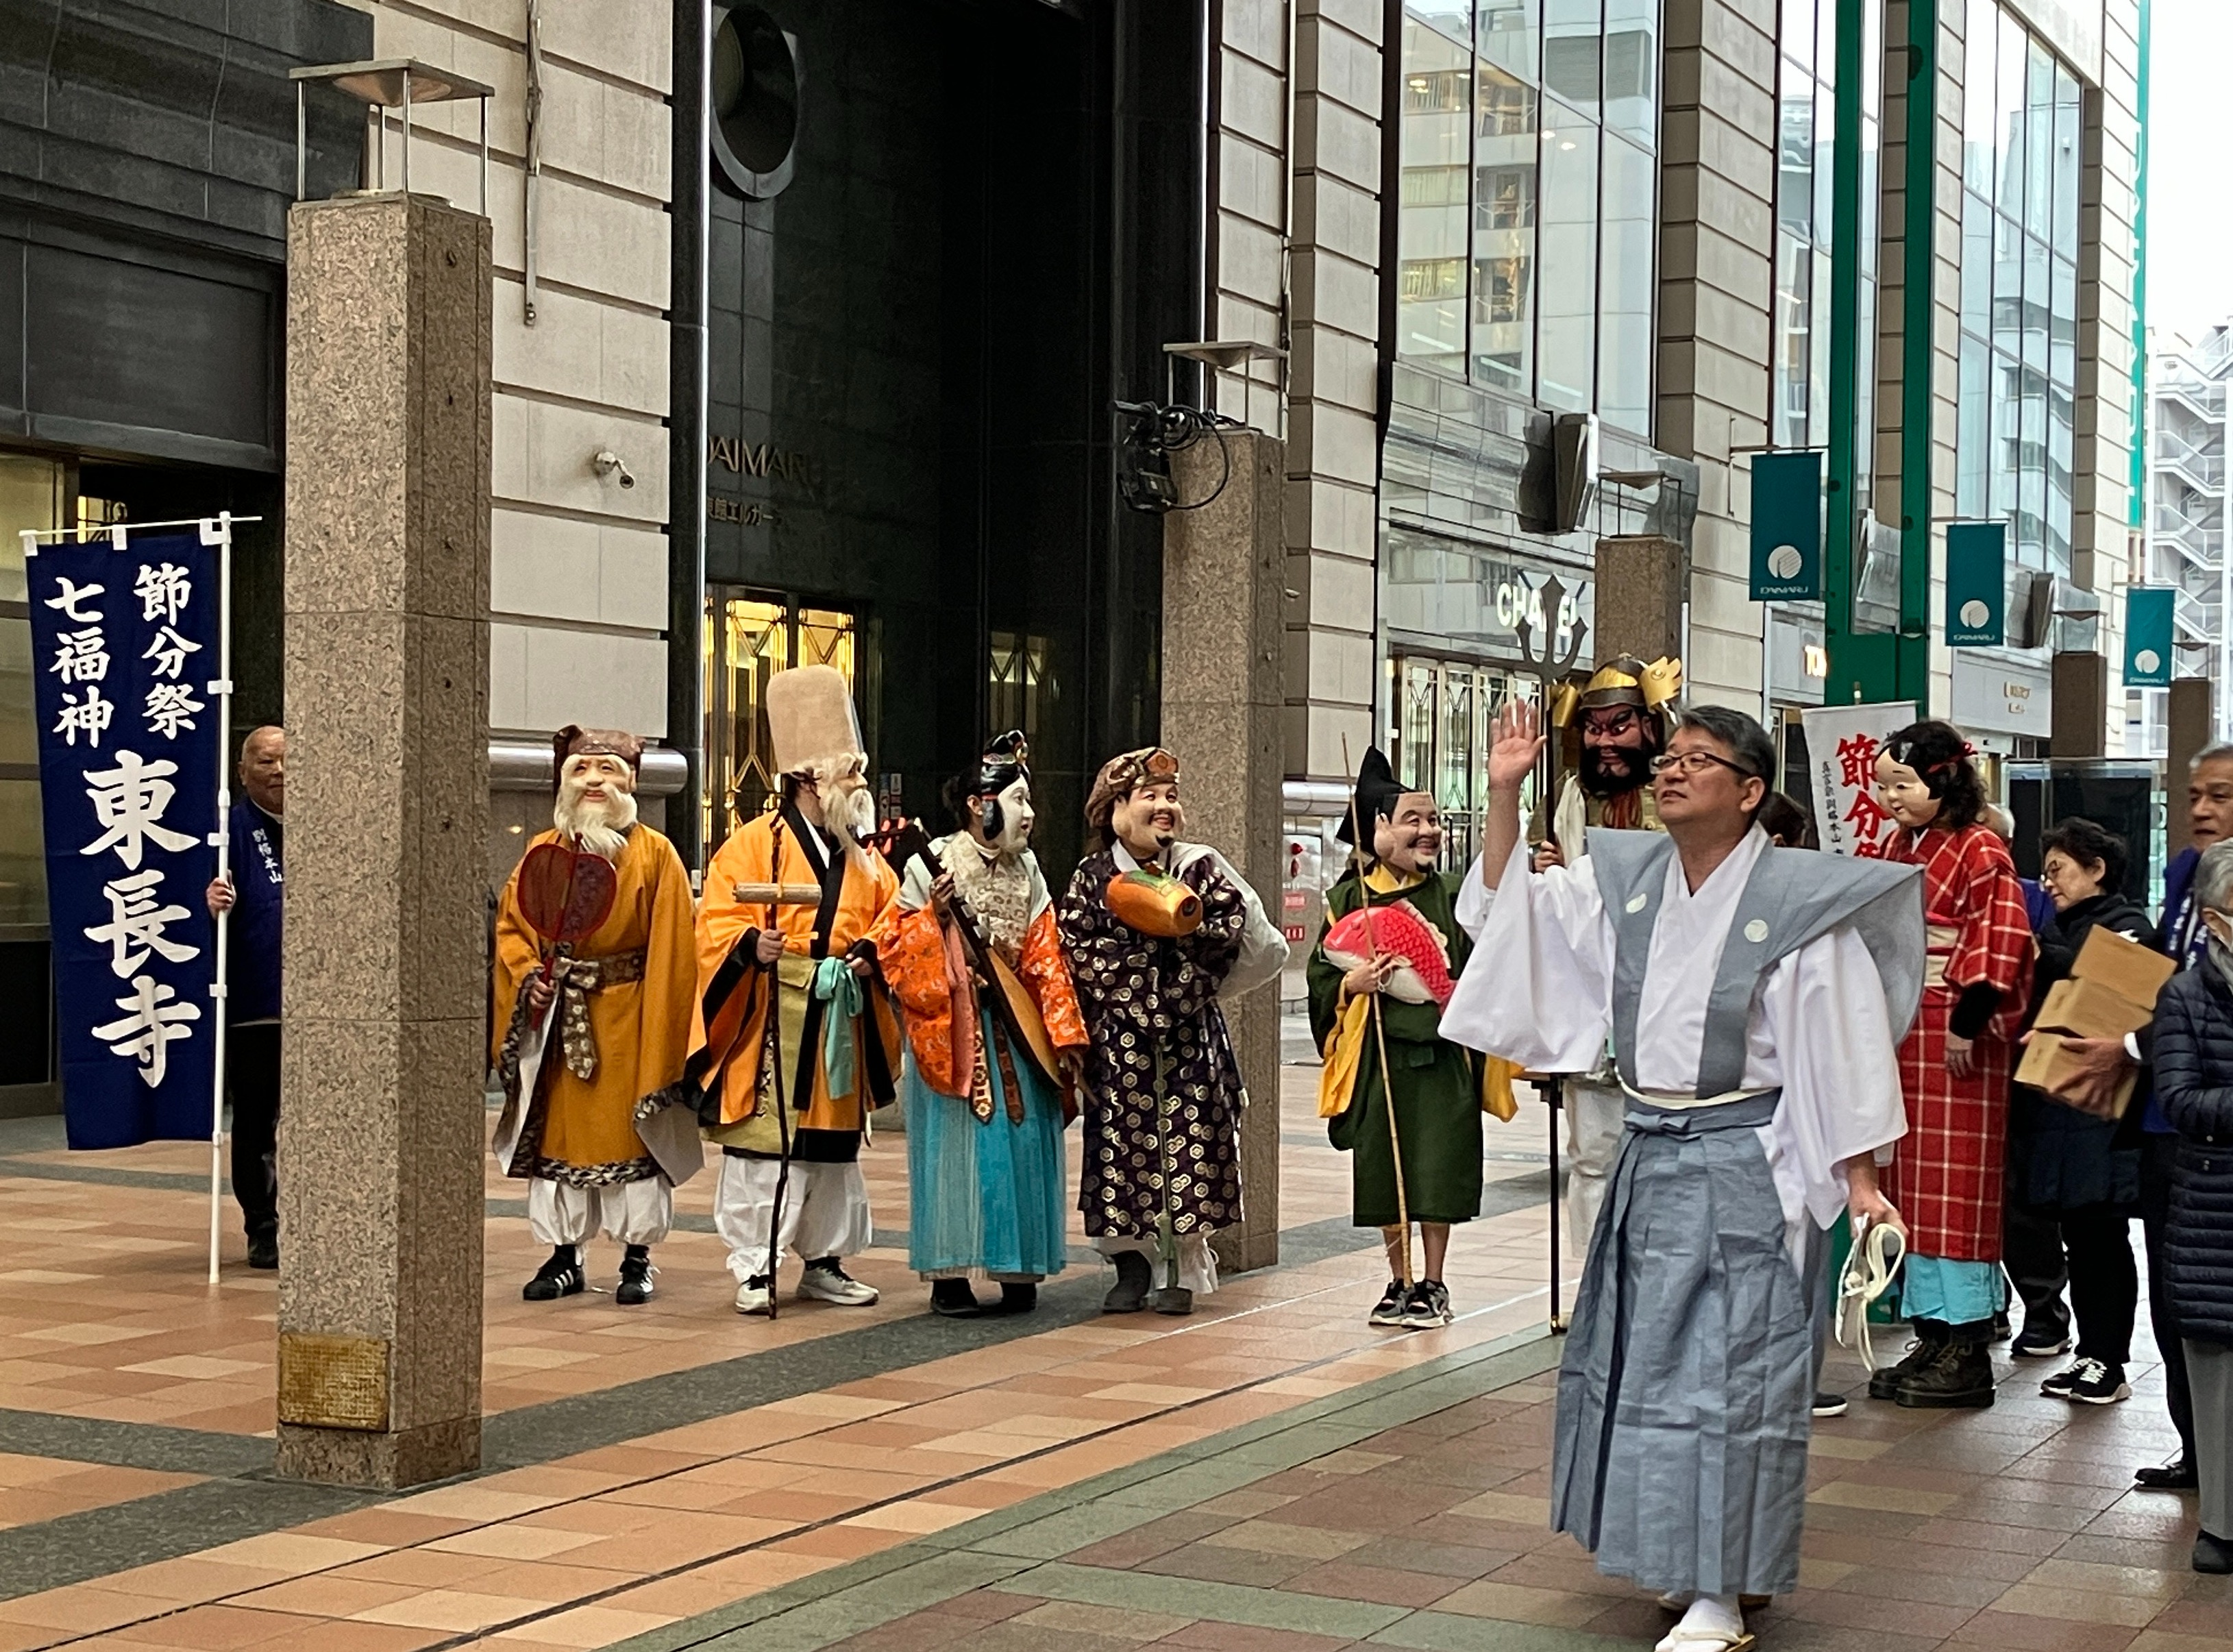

{"left": 401, "top": 69, "right": 411, "bottom": 195}
{"left": 207, "top": 513, "right": 236, "bottom": 1287}
{"left": 480, "top": 95, "right": 489, "bottom": 217}
{"left": 296, "top": 84, "right": 306, "bottom": 201}
{"left": 1546, "top": 1075, "right": 1565, "bottom": 1333}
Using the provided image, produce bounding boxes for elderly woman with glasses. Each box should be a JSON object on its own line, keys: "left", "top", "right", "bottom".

{"left": 1866, "top": 720, "right": 2036, "bottom": 1409}
{"left": 2148, "top": 837, "right": 2233, "bottom": 1572}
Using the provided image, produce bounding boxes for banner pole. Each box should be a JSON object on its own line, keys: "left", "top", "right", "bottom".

{"left": 208, "top": 513, "right": 236, "bottom": 1287}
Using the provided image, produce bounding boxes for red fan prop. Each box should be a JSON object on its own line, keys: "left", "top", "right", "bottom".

{"left": 517, "top": 841, "right": 618, "bottom": 1022}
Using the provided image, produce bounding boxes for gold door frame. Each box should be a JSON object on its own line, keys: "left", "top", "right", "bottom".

{"left": 702, "top": 587, "right": 861, "bottom": 849}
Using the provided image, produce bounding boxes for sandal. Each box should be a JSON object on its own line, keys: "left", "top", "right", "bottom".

{"left": 1654, "top": 1631, "right": 1755, "bottom": 1652}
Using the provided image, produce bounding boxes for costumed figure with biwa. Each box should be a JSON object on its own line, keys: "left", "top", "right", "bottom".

{"left": 1867, "top": 720, "right": 2036, "bottom": 1408}
{"left": 492, "top": 726, "right": 703, "bottom": 1307}
{"left": 1444, "top": 699, "right": 1920, "bottom": 1652}
{"left": 1309, "top": 747, "right": 1516, "bottom": 1331}
{"left": 1057, "top": 748, "right": 1288, "bottom": 1316}
{"left": 688, "top": 665, "right": 904, "bottom": 1317}
{"left": 878, "top": 732, "right": 1089, "bottom": 1318}
{"left": 1531, "top": 652, "right": 1681, "bottom": 1255}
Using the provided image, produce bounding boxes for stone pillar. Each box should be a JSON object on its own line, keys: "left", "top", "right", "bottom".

{"left": 2050, "top": 652, "right": 2108, "bottom": 759}
{"left": 1165, "top": 432, "right": 1285, "bottom": 1274}
{"left": 1593, "top": 536, "right": 1687, "bottom": 664}
{"left": 277, "top": 194, "right": 492, "bottom": 1488}
{"left": 2169, "top": 678, "right": 2215, "bottom": 858}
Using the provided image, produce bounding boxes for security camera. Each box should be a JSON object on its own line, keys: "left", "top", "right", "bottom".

{"left": 592, "top": 449, "right": 637, "bottom": 490}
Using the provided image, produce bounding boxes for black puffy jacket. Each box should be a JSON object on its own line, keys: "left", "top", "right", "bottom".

{"left": 2151, "top": 964, "right": 2233, "bottom": 1346}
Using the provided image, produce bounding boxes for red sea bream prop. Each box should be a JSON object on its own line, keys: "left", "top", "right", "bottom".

{"left": 1322, "top": 901, "right": 1453, "bottom": 1007}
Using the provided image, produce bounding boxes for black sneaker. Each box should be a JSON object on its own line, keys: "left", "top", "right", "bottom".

{"left": 998, "top": 1282, "right": 1038, "bottom": 1315}
{"left": 2057, "top": 1358, "right": 2130, "bottom": 1406}
{"left": 1401, "top": 1280, "right": 1453, "bottom": 1329}
{"left": 1812, "top": 1391, "right": 1849, "bottom": 1418}
{"left": 2011, "top": 1323, "right": 2071, "bottom": 1359}
{"left": 615, "top": 1245, "right": 655, "bottom": 1305}
{"left": 246, "top": 1231, "right": 278, "bottom": 1271}
{"left": 1368, "top": 1280, "right": 1408, "bottom": 1327}
{"left": 522, "top": 1246, "right": 584, "bottom": 1301}
{"left": 930, "top": 1278, "right": 983, "bottom": 1318}
{"left": 1103, "top": 1250, "right": 1150, "bottom": 1314}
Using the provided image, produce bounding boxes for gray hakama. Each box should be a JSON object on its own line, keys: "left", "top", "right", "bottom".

{"left": 1450, "top": 827, "right": 1923, "bottom": 1602}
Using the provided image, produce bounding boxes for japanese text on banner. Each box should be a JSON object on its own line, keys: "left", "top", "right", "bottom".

{"left": 1800, "top": 702, "right": 1918, "bottom": 860}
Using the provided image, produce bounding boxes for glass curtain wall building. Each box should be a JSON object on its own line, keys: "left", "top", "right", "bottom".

{"left": 1956, "top": 0, "right": 2085, "bottom": 588}
{"left": 1394, "top": 0, "right": 1661, "bottom": 435}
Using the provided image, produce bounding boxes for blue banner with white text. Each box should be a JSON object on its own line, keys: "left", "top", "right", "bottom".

{"left": 27, "top": 527, "right": 221, "bottom": 1148}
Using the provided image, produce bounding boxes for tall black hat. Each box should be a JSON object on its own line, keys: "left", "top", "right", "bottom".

{"left": 1336, "top": 745, "right": 1407, "bottom": 847}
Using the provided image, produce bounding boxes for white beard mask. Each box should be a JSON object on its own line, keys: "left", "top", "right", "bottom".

{"left": 554, "top": 765, "right": 639, "bottom": 863}
{"left": 806, "top": 757, "right": 878, "bottom": 864}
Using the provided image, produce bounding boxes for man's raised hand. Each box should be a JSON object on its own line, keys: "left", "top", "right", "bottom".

{"left": 1488, "top": 699, "right": 1546, "bottom": 792}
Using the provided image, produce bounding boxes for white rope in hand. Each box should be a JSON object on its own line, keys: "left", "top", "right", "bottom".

{"left": 1836, "top": 1216, "right": 1907, "bottom": 1372}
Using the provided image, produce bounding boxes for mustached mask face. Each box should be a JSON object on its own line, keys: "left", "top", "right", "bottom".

{"left": 1577, "top": 706, "right": 1653, "bottom": 797}
{"left": 555, "top": 753, "right": 639, "bottom": 862}
{"left": 974, "top": 776, "right": 1035, "bottom": 857}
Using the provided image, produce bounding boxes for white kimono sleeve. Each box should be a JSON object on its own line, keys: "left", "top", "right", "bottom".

{"left": 1758, "top": 924, "right": 1909, "bottom": 1234}
{"left": 1441, "top": 839, "right": 1615, "bottom": 1074}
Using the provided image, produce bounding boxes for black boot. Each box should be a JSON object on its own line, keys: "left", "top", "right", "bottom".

{"left": 930, "top": 1278, "right": 983, "bottom": 1318}
{"left": 523, "top": 1245, "right": 584, "bottom": 1301}
{"left": 246, "top": 1228, "right": 278, "bottom": 1271}
{"left": 1895, "top": 1320, "right": 1997, "bottom": 1409}
{"left": 615, "top": 1245, "right": 655, "bottom": 1305}
{"left": 1103, "top": 1250, "right": 1150, "bottom": 1313}
{"left": 1868, "top": 1319, "right": 1947, "bottom": 1400}
{"left": 999, "top": 1282, "right": 1038, "bottom": 1315}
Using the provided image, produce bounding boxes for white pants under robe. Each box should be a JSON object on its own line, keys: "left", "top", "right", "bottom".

{"left": 1563, "top": 1079, "right": 1625, "bottom": 1255}
{"left": 527, "top": 1176, "right": 672, "bottom": 1251}
{"left": 713, "top": 1155, "right": 873, "bottom": 1282}
{"left": 1095, "top": 1232, "right": 1220, "bottom": 1296}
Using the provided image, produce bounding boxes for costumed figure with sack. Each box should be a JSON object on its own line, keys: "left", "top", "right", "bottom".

{"left": 491, "top": 726, "right": 703, "bottom": 1307}
{"left": 688, "top": 665, "right": 904, "bottom": 1317}
{"left": 1443, "top": 700, "right": 1918, "bottom": 1652}
{"left": 1868, "top": 720, "right": 2036, "bottom": 1408}
{"left": 1309, "top": 747, "right": 1518, "bottom": 1331}
{"left": 1056, "top": 748, "right": 1288, "bottom": 1316}
{"left": 1530, "top": 653, "right": 1682, "bottom": 1255}
{"left": 877, "top": 732, "right": 1089, "bottom": 1318}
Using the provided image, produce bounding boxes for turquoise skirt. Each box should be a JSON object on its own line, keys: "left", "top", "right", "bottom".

{"left": 904, "top": 1013, "right": 1069, "bottom": 1280}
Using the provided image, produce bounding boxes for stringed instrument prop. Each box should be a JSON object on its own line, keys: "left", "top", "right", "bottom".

{"left": 1105, "top": 866, "right": 1202, "bottom": 937}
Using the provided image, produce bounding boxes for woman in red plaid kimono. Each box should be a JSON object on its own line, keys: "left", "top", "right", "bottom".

{"left": 1870, "top": 720, "right": 2035, "bottom": 1408}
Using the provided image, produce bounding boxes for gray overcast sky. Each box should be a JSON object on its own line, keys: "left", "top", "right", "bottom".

{"left": 2146, "top": 0, "right": 2233, "bottom": 341}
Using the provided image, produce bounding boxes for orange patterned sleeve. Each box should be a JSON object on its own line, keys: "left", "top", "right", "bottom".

{"left": 1021, "top": 907, "right": 1088, "bottom": 1049}
{"left": 883, "top": 903, "right": 964, "bottom": 1096}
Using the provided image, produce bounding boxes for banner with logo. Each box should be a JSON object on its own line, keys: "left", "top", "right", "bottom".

{"left": 2125, "top": 587, "right": 2175, "bottom": 687}
{"left": 1801, "top": 701, "right": 1918, "bottom": 859}
{"left": 27, "top": 526, "right": 223, "bottom": 1149}
{"left": 1945, "top": 522, "right": 2007, "bottom": 648}
{"left": 1749, "top": 450, "right": 1825, "bottom": 602}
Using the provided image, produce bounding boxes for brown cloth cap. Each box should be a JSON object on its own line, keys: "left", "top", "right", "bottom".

{"left": 1085, "top": 745, "right": 1180, "bottom": 833}
{"left": 552, "top": 725, "right": 643, "bottom": 791}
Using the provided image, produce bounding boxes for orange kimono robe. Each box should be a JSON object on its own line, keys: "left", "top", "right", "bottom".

{"left": 689, "top": 804, "right": 903, "bottom": 1162}
{"left": 492, "top": 824, "right": 700, "bottom": 1185}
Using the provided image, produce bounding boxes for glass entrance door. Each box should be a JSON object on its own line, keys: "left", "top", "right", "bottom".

{"left": 702, "top": 587, "right": 860, "bottom": 849}
{"left": 1392, "top": 656, "right": 1540, "bottom": 867}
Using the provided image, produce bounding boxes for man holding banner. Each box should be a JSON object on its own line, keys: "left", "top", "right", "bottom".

{"left": 205, "top": 727, "right": 285, "bottom": 1270}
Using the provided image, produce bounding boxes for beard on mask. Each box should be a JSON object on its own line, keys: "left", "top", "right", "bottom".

{"left": 804, "top": 758, "right": 878, "bottom": 862}
{"left": 554, "top": 773, "right": 639, "bottom": 863}
{"left": 1578, "top": 738, "right": 1654, "bottom": 799}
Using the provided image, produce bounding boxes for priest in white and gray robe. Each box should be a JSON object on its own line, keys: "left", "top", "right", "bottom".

{"left": 1444, "top": 700, "right": 1922, "bottom": 1652}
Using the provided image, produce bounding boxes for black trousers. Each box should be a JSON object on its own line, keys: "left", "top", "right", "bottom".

{"left": 2003, "top": 1198, "right": 2072, "bottom": 1341}
{"left": 228, "top": 1024, "right": 280, "bottom": 1240}
{"left": 2141, "top": 1133, "right": 2197, "bottom": 1459}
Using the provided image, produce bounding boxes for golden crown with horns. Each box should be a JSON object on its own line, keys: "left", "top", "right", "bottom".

{"left": 1549, "top": 654, "right": 1683, "bottom": 729}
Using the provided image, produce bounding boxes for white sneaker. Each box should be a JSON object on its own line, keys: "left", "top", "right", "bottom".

{"left": 732, "top": 1277, "right": 773, "bottom": 1316}
{"left": 797, "top": 1261, "right": 878, "bottom": 1306}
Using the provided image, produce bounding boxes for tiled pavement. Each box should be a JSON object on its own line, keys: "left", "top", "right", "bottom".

{"left": 3, "top": 1061, "right": 2225, "bottom": 1651}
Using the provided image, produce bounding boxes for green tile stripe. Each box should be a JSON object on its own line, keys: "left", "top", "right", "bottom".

{"left": 606, "top": 1325, "right": 1563, "bottom": 1652}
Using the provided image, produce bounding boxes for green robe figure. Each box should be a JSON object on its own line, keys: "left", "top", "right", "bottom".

{"left": 1308, "top": 748, "right": 1495, "bottom": 1331}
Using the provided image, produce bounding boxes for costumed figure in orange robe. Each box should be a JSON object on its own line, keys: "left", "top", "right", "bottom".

{"left": 878, "top": 732, "right": 1088, "bottom": 1318}
{"left": 688, "top": 665, "right": 903, "bottom": 1316}
{"left": 492, "top": 727, "right": 702, "bottom": 1306}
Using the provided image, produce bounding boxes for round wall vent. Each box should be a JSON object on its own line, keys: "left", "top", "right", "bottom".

{"left": 711, "top": 6, "right": 800, "bottom": 199}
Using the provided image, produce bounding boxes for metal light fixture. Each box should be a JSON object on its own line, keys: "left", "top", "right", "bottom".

{"left": 290, "top": 58, "right": 495, "bottom": 212}
{"left": 1162, "top": 339, "right": 1287, "bottom": 430}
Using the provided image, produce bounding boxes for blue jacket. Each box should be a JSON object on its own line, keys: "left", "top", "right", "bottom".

{"left": 227, "top": 799, "right": 284, "bottom": 1023}
{"left": 2149, "top": 965, "right": 2233, "bottom": 1345}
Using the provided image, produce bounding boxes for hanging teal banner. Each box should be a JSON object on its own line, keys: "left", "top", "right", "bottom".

{"left": 2125, "top": 587, "right": 2175, "bottom": 687}
{"left": 1944, "top": 522, "right": 2006, "bottom": 647}
{"left": 1749, "top": 450, "right": 1824, "bottom": 602}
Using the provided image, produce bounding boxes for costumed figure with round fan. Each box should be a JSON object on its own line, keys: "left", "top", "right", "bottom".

{"left": 1529, "top": 653, "right": 1683, "bottom": 1255}
{"left": 689, "top": 665, "right": 904, "bottom": 1317}
{"left": 1054, "top": 748, "right": 1288, "bottom": 1316}
{"left": 876, "top": 732, "right": 1089, "bottom": 1317}
{"left": 1308, "top": 748, "right": 1512, "bottom": 1332}
{"left": 491, "top": 726, "right": 702, "bottom": 1306}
